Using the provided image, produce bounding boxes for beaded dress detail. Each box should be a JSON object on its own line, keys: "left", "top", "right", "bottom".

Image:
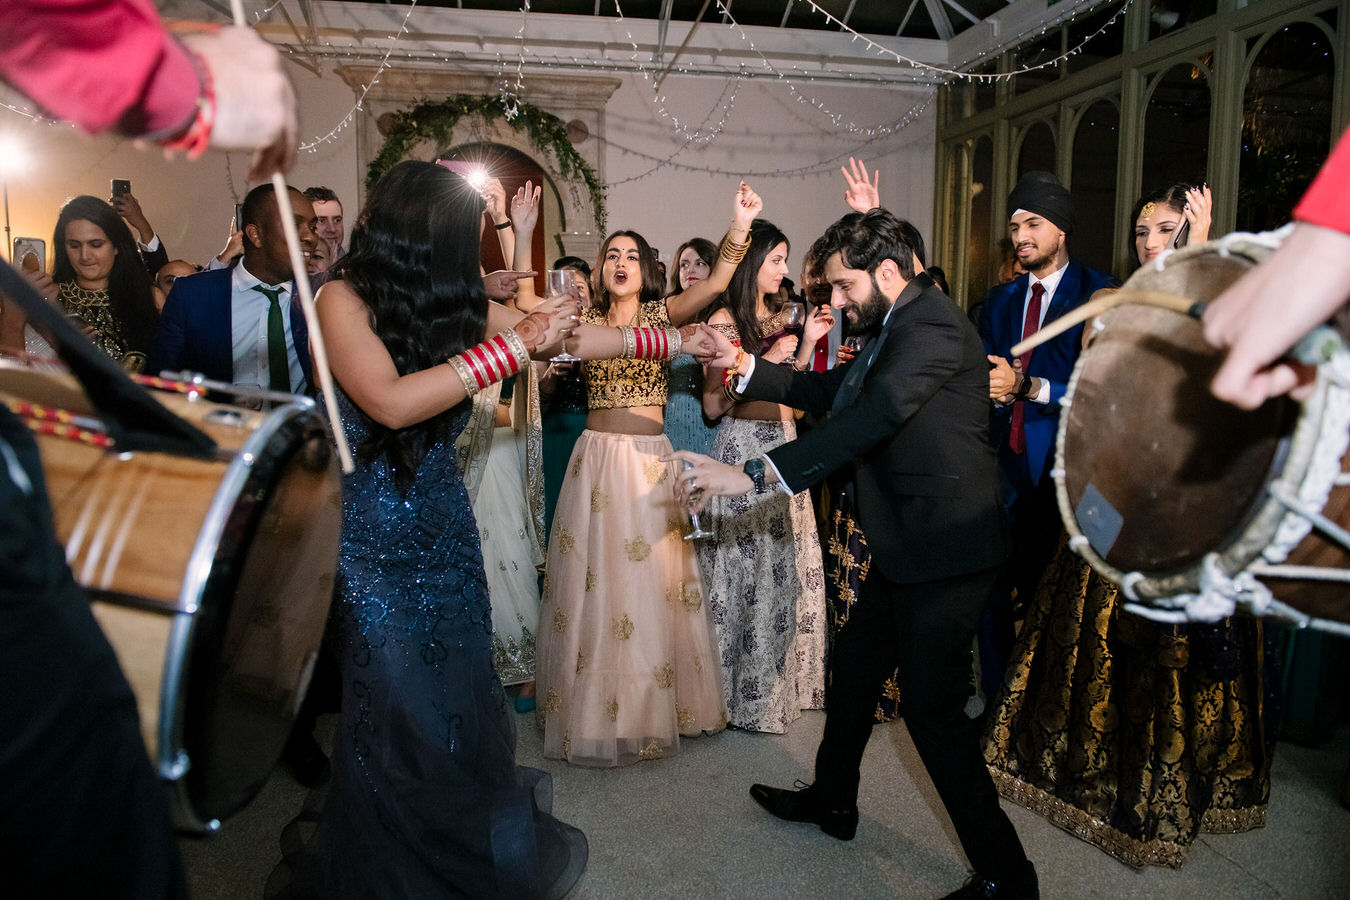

{"left": 290, "top": 388, "right": 586, "bottom": 898}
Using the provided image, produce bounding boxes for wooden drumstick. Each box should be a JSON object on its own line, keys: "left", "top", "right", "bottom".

{"left": 1010, "top": 289, "right": 1206, "bottom": 358}
{"left": 230, "top": 0, "right": 354, "bottom": 473}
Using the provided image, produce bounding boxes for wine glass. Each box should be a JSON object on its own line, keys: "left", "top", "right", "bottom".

{"left": 783, "top": 300, "right": 807, "bottom": 334}
{"left": 839, "top": 335, "right": 865, "bottom": 364}
{"left": 547, "top": 268, "right": 581, "bottom": 363}
{"left": 671, "top": 458, "right": 715, "bottom": 541}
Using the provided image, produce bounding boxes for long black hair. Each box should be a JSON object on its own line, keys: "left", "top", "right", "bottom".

{"left": 590, "top": 230, "right": 665, "bottom": 317}
{"left": 52, "top": 195, "right": 158, "bottom": 352}
{"left": 337, "top": 159, "right": 490, "bottom": 490}
{"left": 724, "top": 220, "right": 789, "bottom": 350}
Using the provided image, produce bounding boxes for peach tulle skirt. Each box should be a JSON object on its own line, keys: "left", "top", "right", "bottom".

{"left": 536, "top": 430, "right": 726, "bottom": 767}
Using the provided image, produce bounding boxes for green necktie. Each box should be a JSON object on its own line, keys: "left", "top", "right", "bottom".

{"left": 252, "top": 284, "right": 291, "bottom": 393}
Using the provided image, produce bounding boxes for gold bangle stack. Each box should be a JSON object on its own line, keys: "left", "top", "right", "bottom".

{"left": 500, "top": 328, "right": 532, "bottom": 371}
{"left": 618, "top": 324, "right": 637, "bottom": 359}
{"left": 447, "top": 354, "right": 480, "bottom": 398}
{"left": 666, "top": 327, "right": 683, "bottom": 359}
{"left": 720, "top": 229, "right": 751, "bottom": 265}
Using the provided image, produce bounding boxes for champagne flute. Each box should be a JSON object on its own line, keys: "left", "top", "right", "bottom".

{"left": 547, "top": 268, "right": 581, "bottom": 363}
{"left": 671, "top": 458, "right": 715, "bottom": 541}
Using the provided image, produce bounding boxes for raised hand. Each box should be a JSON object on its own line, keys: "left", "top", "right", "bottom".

{"left": 841, "top": 157, "right": 881, "bottom": 213}
{"left": 733, "top": 180, "right": 764, "bottom": 231}
{"left": 510, "top": 180, "right": 542, "bottom": 234}
{"left": 1182, "top": 184, "right": 1213, "bottom": 246}
{"left": 483, "top": 177, "right": 509, "bottom": 227}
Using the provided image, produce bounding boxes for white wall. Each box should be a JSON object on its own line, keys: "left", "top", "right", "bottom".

{"left": 596, "top": 72, "right": 937, "bottom": 275}
{"left": 1, "top": 56, "right": 936, "bottom": 277}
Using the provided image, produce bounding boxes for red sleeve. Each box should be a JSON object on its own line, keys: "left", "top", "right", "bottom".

{"left": 1294, "top": 126, "right": 1350, "bottom": 235}
{"left": 0, "top": 0, "right": 200, "bottom": 136}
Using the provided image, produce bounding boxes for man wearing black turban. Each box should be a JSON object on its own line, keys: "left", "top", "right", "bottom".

{"left": 973, "top": 171, "right": 1116, "bottom": 706}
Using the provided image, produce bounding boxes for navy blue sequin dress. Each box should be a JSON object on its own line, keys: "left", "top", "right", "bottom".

{"left": 292, "top": 390, "right": 586, "bottom": 898}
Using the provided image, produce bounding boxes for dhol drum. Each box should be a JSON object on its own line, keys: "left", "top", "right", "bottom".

{"left": 1055, "top": 232, "right": 1350, "bottom": 637}
{"left": 0, "top": 358, "right": 341, "bottom": 832}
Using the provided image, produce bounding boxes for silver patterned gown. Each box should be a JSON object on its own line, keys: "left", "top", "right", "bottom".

{"left": 289, "top": 389, "right": 586, "bottom": 898}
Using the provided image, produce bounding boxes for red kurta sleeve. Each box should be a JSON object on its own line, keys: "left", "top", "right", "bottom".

{"left": 0, "top": 0, "right": 199, "bottom": 136}
{"left": 1294, "top": 126, "right": 1350, "bottom": 235}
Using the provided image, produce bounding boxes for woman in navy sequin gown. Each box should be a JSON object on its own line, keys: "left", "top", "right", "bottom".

{"left": 287, "top": 160, "right": 586, "bottom": 898}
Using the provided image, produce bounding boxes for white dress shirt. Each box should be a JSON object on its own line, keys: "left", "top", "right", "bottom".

{"left": 230, "top": 261, "right": 305, "bottom": 392}
{"left": 1022, "top": 264, "right": 1068, "bottom": 405}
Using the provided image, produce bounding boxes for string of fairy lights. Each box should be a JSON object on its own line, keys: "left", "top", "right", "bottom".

{"left": 0, "top": 0, "right": 1134, "bottom": 180}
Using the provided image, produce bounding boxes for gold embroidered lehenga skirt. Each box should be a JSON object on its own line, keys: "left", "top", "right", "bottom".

{"left": 983, "top": 537, "right": 1271, "bottom": 868}
{"left": 535, "top": 430, "right": 726, "bottom": 766}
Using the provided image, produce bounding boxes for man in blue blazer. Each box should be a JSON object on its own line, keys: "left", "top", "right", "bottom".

{"left": 147, "top": 182, "right": 317, "bottom": 391}
{"left": 976, "top": 172, "right": 1116, "bottom": 705}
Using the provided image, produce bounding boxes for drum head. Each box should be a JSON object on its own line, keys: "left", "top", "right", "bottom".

{"left": 1061, "top": 251, "right": 1298, "bottom": 576}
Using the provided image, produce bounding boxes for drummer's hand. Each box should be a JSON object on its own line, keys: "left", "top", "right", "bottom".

{"left": 988, "top": 355, "right": 1017, "bottom": 400}
{"left": 1203, "top": 222, "right": 1350, "bottom": 409}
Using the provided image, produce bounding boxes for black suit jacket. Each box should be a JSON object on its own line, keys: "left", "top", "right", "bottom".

{"left": 742, "top": 276, "right": 1007, "bottom": 585}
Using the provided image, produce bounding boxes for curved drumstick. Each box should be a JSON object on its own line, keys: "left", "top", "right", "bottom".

{"left": 230, "top": 0, "right": 353, "bottom": 473}
{"left": 1010, "top": 289, "right": 1205, "bottom": 358}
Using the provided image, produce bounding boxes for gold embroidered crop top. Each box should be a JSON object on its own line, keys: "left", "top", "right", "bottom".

{"left": 581, "top": 302, "right": 671, "bottom": 410}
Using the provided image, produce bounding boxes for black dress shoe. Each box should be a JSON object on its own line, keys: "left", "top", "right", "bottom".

{"left": 281, "top": 732, "right": 331, "bottom": 788}
{"left": 941, "top": 861, "right": 1038, "bottom": 900}
{"left": 749, "top": 783, "right": 859, "bottom": 841}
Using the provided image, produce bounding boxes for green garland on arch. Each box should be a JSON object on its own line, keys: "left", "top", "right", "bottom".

{"left": 367, "top": 94, "right": 606, "bottom": 233}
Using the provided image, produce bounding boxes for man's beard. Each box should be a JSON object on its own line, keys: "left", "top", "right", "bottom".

{"left": 844, "top": 277, "right": 891, "bottom": 337}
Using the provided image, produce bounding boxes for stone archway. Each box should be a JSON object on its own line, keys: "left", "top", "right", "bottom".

{"left": 338, "top": 67, "right": 620, "bottom": 261}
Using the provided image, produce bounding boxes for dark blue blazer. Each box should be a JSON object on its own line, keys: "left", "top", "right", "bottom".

{"left": 977, "top": 260, "right": 1116, "bottom": 486}
{"left": 146, "top": 266, "right": 313, "bottom": 389}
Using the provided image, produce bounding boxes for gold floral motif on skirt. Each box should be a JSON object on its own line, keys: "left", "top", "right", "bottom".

{"left": 653, "top": 662, "right": 674, "bottom": 688}
{"left": 982, "top": 535, "right": 1270, "bottom": 868}
{"left": 625, "top": 535, "right": 651, "bottom": 562}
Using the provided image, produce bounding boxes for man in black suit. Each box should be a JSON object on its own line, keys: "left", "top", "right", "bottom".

{"left": 670, "top": 209, "right": 1035, "bottom": 899}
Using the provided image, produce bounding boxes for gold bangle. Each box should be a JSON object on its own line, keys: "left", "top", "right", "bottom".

{"left": 618, "top": 324, "right": 636, "bottom": 359}
{"left": 719, "top": 243, "right": 748, "bottom": 266}
{"left": 499, "top": 327, "right": 532, "bottom": 371}
{"left": 447, "top": 354, "right": 481, "bottom": 397}
{"left": 667, "top": 327, "right": 682, "bottom": 359}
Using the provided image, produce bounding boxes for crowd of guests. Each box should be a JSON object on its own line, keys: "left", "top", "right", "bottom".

{"left": 0, "top": 155, "right": 1294, "bottom": 900}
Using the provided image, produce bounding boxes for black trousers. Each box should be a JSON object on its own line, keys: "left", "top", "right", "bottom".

{"left": 979, "top": 449, "right": 1061, "bottom": 701}
{"left": 813, "top": 564, "right": 1028, "bottom": 880}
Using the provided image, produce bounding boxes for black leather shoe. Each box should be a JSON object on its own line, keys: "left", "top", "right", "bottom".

{"left": 941, "top": 861, "right": 1038, "bottom": 900}
{"left": 281, "top": 732, "right": 331, "bottom": 788}
{"left": 749, "top": 782, "right": 859, "bottom": 841}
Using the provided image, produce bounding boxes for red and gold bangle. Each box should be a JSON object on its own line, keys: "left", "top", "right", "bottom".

{"left": 721, "top": 345, "right": 746, "bottom": 388}
{"left": 447, "top": 331, "right": 529, "bottom": 396}
{"left": 627, "top": 326, "right": 682, "bottom": 360}
{"left": 160, "top": 52, "right": 216, "bottom": 160}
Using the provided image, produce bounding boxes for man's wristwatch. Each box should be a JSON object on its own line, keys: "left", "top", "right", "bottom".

{"left": 743, "top": 457, "right": 768, "bottom": 494}
{"left": 1013, "top": 374, "right": 1034, "bottom": 401}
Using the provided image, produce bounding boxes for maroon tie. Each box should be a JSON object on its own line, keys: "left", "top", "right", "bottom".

{"left": 1008, "top": 282, "right": 1045, "bottom": 456}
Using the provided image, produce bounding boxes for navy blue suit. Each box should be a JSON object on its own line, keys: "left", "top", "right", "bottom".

{"left": 146, "top": 266, "right": 313, "bottom": 388}
{"left": 975, "top": 260, "right": 1116, "bottom": 702}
